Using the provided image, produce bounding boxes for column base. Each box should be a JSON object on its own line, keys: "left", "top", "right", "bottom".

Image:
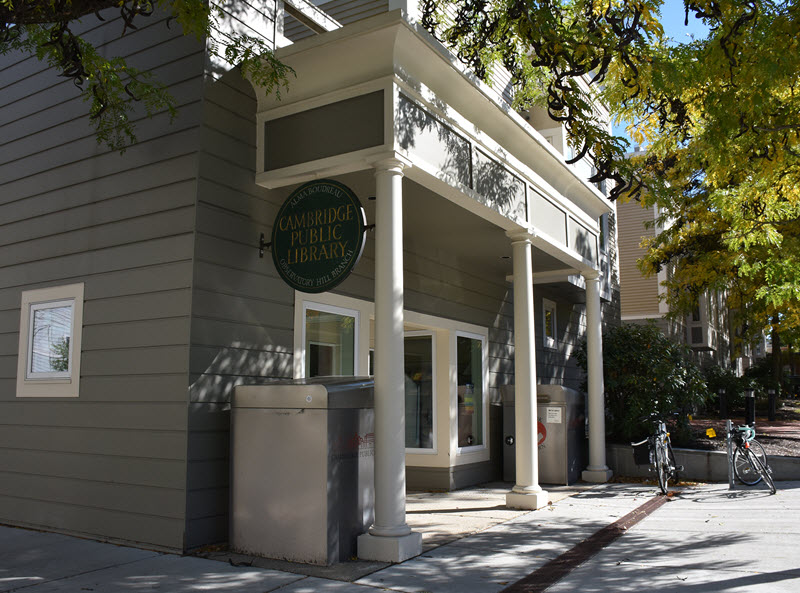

{"left": 506, "top": 489, "right": 549, "bottom": 510}
{"left": 582, "top": 466, "right": 614, "bottom": 483}
{"left": 357, "top": 531, "right": 422, "bottom": 563}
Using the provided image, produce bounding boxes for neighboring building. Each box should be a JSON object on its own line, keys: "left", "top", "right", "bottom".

{"left": 0, "top": 2, "right": 619, "bottom": 558}
{"left": 617, "top": 187, "right": 734, "bottom": 368}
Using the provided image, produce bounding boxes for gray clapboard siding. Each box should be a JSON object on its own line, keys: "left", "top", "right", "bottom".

{"left": 81, "top": 346, "right": 190, "bottom": 377}
{"left": 0, "top": 127, "right": 201, "bottom": 201}
{"left": 0, "top": 493, "right": 185, "bottom": 550}
{"left": 0, "top": 7, "right": 204, "bottom": 551}
{"left": 0, "top": 182, "right": 196, "bottom": 246}
{"left": 82, "top": 289, "right": 193, "bottom": 326}
{"left": 189, "top": 346, "right": 293, "bottom": 377}
{"left": 193, "top": 262, "right": 289, "bottom": 304}
{"left": 0, "top": 208, "right": 195, "bottom": 269}
{"left": 185, "top": 60, "right": 291, "bottom": 547}
{"left": 83, "top": 318, "right": 191, "bottom": 352}
{"left": 0, "top": 333, "right": 17, "bottom": 356}
{"left": 0, "top": 156, "right": 198, "bottom": 222}
{"left": 0, "top": 476, "right": 185, "bottom": 522}
{"left": 283, "top": 0, "right": 388, "bottom": 40}
{"left": 0, "top": 424, "right": 187, "bottom": 458}
{"left": 0, "top": 109, "right": 202, "bottom": 185}
{"left": 0, "top": 356, "right": 17, "bottom": 380}
{"left": 0, "top": 237, "right": 193, "bottom": 291}
{"left": 192, "top": 288, "right": 293, "bottom": 328}
{"left": 66, "top": 374, "right": 190, "bottom": 404}
{"left": 0, "top": 401, "right": 188, "bottom": 431}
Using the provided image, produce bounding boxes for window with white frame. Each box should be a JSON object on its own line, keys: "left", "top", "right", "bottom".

{"left": 542, "top": 298, "right": 558, "bottom": 349}
{"left": 302, "top": 302, "right": 359, "bottom": 377}
{"left": 16, "top": 283, "right": 84, "bottom": 398}
{"left": 404, "top": 332, "right": 435, "bottom": 451}
{"left": 456, "top": 332, "right": 486, "bottom": 449}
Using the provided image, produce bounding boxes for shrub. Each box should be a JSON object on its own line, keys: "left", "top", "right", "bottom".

{"left": 703, "top": 364, "right": 745, "bottom": 414}
{"left": 577, "top": 322, "right": 709, "bottom": 444}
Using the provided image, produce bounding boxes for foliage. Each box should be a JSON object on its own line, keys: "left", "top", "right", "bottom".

{"left": 702, "top": 362, "right": 744, "bottom": 413}
{"left": 577, "top": 322, "right": 708, "bottom": 444}
{"left": 421, "top": 0, "right": 664, "bottom": 196}
{"left": 743, "top": 356, "right": 783, "bottom": 397}
{"left": 1, "top": 1, "right": 292, "bottom": 151}
{"left": 50, "top": 337, "right": 70, "bottom": 372}
{"left": 422, "top": 1, "right": 800, "bottom": 338}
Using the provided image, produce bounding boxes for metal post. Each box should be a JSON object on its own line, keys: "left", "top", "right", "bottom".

{"left": 745, "top": 388, "right": 755, "bottom": 426}
{"left": 726, "top": 419, "right": 734, "bottom": 490}
{"left": 718, "top": 387, "right": 727, "bottom": 419}
{"left": 768, "top": 388, "right": 776, "bottom": 422}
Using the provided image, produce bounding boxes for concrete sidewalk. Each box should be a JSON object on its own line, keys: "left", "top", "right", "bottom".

{"left": 2, "top": 481, "right": 799, "bottom": 592}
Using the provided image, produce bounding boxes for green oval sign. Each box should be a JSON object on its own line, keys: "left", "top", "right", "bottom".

{"left": 271, "top": 179, "right": 366, "bottom": 293}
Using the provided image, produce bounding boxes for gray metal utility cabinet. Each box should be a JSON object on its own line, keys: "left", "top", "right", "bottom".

{"left": 502, "top": 384, "right": 586, "bottom": 485}
{"left": 230, "top": 377, "right": 375, "bottom": 565}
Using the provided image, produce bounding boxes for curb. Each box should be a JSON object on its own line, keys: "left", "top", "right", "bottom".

{"left": 606, "top": 443, "right": 800, "bottom": 482}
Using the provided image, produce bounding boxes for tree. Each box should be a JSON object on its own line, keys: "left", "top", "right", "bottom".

{"left": 1, "top": 1, "right": 292, "bottom": 150}
{"left": 576, "top": 322, "right": 708, "bottom": 444}
{"left": 421, "top": 1, "right": 800, "bottom": 337}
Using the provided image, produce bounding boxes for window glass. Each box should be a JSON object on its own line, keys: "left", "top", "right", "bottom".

{"left": 28, "top": 301, "right": 74, "bottom": 378}
{"left": 305, "top": 309, "right": 355, "bottom": 376}
{"left": 543, "top": 299, "right": 557, "bottom": 349}
{"left": 17, "top": 283, "right": 84, "bottom": 398}
{"left": 457, "top": 335, "right": 483, "bottom": 448}
{"left": 404, "top": 334, "right": 434, "bottom": 449}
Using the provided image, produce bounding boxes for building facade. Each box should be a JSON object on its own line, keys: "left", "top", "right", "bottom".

{"left": 617, "top": 192, "right": 735, "bottom": 368}
{"left": 0, "top": 1, "right": 619, "bottom": 557}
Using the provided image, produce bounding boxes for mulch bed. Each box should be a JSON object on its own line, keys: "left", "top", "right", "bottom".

{"left": 688, "top": 400, "right": 800, "bottom": 457}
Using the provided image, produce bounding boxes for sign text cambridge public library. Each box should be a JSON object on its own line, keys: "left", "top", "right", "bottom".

{"left": 271, "top": 180, "right": 366, "bottom": 293}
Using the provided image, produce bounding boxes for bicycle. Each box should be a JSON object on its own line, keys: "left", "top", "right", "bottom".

{"left": 632, "top": 415, "right": 683, "bottom": 495}
{"left": 729, "top": 424, "right": 776, "bottom": 494}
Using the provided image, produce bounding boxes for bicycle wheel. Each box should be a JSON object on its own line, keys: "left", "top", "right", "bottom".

{"left": 748, "top": 448, "right": 777, "bottom": 495}
{"left": 667, "top": 441, "right": 679, "bottom": 482}
{"left": 749, "top": 439, "right": 769, "bottom": 472}
{"left": 655, "top": 441, "right": 668, "bottom": 494}
{"left": 734, "top": 444, "right": 762, "bottom": 485}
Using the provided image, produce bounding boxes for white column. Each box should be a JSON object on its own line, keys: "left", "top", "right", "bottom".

{"left": 581, "top": 270, "right": 613, "bottom": 482}
{"left": 506, "top": 233, "right": 548, "bottom": 510}
{"left": 358, "top": 157, "right": 422, "bottom": 562}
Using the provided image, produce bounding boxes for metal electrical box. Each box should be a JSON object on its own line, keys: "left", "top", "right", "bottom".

{"left": 230, "top": 377, "right": 375, "bottom": 565}
{"left": 502, "top": 384, "right": 586, "bottom": 485}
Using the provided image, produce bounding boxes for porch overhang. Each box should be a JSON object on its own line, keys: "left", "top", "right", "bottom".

{"left": 250, "top": 10, "right": 611, "bottom": 275}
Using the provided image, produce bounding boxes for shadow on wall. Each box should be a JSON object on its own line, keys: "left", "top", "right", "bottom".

{"left": 395, "top": 90, "right": 527, "bottom": 225}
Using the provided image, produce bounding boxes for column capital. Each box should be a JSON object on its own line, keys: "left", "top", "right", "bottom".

{"left": 506, "top": 229, "right": 536, "bottom": 245}
{"left": 582, "top": 268, "right": 601, "bottom": 281}
{"left": 369, "top": 152, "right": 413, "bottom": 174}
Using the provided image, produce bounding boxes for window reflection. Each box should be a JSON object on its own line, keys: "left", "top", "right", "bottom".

{"left": 457, "top": 335, "right": 483, "bottom": 447}
{"left": 29, "top": 303, "right": 73, "bottom": 377}
{"left": 305, "top": 309, "right": 355, "bottom": 376}
{"left": 404, "top": 335, "right": 433, "bottom": 449}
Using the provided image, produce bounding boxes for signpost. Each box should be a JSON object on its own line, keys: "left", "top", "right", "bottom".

{"left": 271, "top": 179, "right": 366, "bottom": 293}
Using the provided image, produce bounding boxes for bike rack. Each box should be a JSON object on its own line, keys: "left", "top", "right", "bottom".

{"left": 726, "top": 419, "right": 735, "bottom": 490}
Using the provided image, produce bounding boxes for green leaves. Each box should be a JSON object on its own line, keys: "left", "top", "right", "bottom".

{"left": 2, "top": 1, "right": 293, "bottom": 152}
{"left": 577, "top": 322, "right": 708, "bottom": 443}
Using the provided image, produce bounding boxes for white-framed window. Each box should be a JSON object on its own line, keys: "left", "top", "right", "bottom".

{"left": 455, "top": 330, "right": 487, "bottom": 452}
{"left": 404, "top": 331, "right": 436, "bottom": 452}
{"left": 542, "top": 298, "right": 558, "bottom": 350}
{"left": 299, "top": 301, "right": 360, "bottom": 378}
{"left": 16, "top": 283, "right": 84, "bottom": 398}
{"left": 598, "top": 213, "right": 609, "bottom": 252}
